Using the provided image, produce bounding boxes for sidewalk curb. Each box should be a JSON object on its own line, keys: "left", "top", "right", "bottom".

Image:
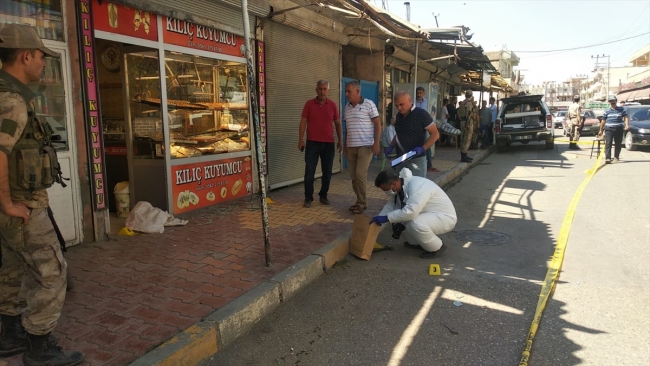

{"left": 129, "top": 149, "right": 491, "bottom": 366}
{"left": 129, "top": 238, "right": 350, "bottom": 366}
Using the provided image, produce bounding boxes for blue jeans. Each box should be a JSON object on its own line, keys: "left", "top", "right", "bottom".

{"left": 426, "top": 147, "right": 433, "bottom": 169}
{"left": 304, "top": 140, "right": 335, "bottom": 201}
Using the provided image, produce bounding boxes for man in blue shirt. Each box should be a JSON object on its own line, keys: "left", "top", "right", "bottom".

{"left": 598, "top": 95, "right": 630, "bottom": 163}
{"left": 415, "top": 87, "right": 427, "bottom": 111}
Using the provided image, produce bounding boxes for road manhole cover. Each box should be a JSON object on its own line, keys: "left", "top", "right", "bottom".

{"left": 449, "top": 230, "right": 510, "bottom": 246}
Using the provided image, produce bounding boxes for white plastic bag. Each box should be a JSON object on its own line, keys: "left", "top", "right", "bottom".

{"left": 125, "top": 201, "right": 188, "bottom": 234}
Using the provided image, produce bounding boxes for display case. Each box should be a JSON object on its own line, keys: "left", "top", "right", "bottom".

{"left": 124, "top": 50, "right": 251, "bottom": 160}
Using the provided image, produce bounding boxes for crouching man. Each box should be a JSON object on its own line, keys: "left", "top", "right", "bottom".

{"left": 370, "top": 168, "right": 457, "bottom": 258}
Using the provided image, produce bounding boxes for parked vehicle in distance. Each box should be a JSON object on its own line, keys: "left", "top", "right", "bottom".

{"left": 553, "top": 111, "right": 566, "bottom": 128}
{"left": 623, "top": 105, "right": 650, "bottom": 151}
{"left": 494, "top": 94, "right": 554, "bottom": 152}
{"left": 563, "top": 109, "right": 600, "bottom": 136}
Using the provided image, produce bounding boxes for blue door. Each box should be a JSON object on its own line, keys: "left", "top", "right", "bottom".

{"left": 340, "top": 78, "right": 380, "bottom": 169}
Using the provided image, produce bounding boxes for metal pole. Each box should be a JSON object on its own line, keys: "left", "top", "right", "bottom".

{"left": 413, "top": 40, "right": 418, "bottom": 98}
{"left": 241, "top": 0, "right": 272, "bottom": 266}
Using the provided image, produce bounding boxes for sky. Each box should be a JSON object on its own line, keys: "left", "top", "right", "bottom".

{"left": 384, "top": 0, "right": 650, "bottom": 85}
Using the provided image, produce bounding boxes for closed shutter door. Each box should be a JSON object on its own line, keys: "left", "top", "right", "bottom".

{"left": 265, "top": 22, "right": 341, "bottom": 190}
{"left": 124, "top": 0, "right": 259, "bottom": 34}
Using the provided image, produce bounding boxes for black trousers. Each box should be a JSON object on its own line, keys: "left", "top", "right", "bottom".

{"left": 604, "top": 125, "right": 624, "bottom": 160}
{"left": 304, "top": 140, "right": 335, "bottom": 201}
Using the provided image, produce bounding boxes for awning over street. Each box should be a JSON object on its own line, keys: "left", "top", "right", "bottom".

{"left": 618, "top": 85, "right": 650, "bottom": 101}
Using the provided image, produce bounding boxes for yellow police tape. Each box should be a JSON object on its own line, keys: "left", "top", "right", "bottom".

{"left": 519, "top": 145, "right": 604, "bottom": 366}
{"left": 554, "top": 138, "right": 602, "bottom": 145}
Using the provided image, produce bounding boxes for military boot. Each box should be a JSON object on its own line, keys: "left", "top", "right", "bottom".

{"left": 460, "top": 153, "right": 472, "bottom": 163}
{"left": 0, "top": 315, "right": 58, "bottom": 357}
{"left": 23, "top": 333, "right": 84, "bottom": 366}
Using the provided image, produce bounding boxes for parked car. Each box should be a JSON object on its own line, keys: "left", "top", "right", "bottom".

{"left": 623, "top": 105, "right": 650, "bottom": 151}
{"left": 494, "top": 94, "right": 554, "bottom": 152}
{"left": 553, "top": 110, "right": 566, "bottom": 128}
{"left": 563, "top": 109, "right": 600, "bottom": 136}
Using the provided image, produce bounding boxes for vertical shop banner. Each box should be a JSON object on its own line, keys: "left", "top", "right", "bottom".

{"left": 162, "top": 17, "right": 246, "bottom": 57}
{"left": 91, "top": 0, "right": 158, "bottom": 41}
{"left": 256, "top": 41, "right": 268, "bottom": 175}
{"left": 171, "top": 156, "right": 253, "bottom": 214}
{"left": 77, "top": 0, "right": 106, "bottom": 209}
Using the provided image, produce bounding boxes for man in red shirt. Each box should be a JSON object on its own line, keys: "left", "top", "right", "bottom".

{"left": 298, "top": 80, "right": 342, "bottom": 207}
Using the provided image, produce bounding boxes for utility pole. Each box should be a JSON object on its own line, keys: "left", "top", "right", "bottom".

{"left": 432, "top": 13, "right": 439, "bottom": 27}
{"left": 591, "top": 54, "right": 610, "bottom": 100}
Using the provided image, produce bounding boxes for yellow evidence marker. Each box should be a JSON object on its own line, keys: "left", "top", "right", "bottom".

{"left": 428, "top": 264, "right": 441, "bottom": 276}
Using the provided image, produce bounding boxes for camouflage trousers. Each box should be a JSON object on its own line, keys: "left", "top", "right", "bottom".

{"left": 460, "top": 118, "right": 474, "bottom": 153}
{"left": 570, "top": 122, "right": 581, "bottom": 142}
{"left": 0, "top": 208, "right": 67, "bottom": 335}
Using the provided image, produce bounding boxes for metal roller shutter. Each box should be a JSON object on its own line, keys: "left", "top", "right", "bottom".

{"left": 265, "top": 21, "right": 341, "bottom": 190}
{"left": 116, "top": 0, "right": 259, "bottom": 34}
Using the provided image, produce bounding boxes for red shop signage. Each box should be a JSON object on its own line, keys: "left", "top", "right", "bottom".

{"left": 171, "top": 156, "right": 253, "bottom": 214}
{"left": 92, "top": 0, "right": 158, "bottom": 41}
{"left": 163, "top": 17, "right": 246, "bottom": 57}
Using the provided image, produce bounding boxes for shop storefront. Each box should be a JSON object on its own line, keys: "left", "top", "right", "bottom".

{"left": 1, "top": 0, "right": 85, "bottom": 245}
{"left": 84, "top": 0, "right": 257, "bottom": 224}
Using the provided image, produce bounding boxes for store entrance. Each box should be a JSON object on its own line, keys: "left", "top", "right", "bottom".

{"left": 97, "top": 40, "right": 168, "bottom": 233}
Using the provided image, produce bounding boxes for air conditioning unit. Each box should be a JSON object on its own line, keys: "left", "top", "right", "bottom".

{"left": 450, "top": 85, "right": 462, "bottom": 96}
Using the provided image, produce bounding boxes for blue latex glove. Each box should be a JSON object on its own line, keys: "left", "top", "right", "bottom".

{"left": 385, "top": 145, "right": 394, "bottom": 156}
{"left": 370, "top": 215, "right": 389, "bottom": 226}
{"left": 411, "top": 146, "right": 425, "bottom": 156}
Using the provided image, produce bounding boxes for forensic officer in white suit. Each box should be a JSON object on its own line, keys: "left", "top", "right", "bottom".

{"left": 370, "top": 168, "right": 457, "bottom": 258}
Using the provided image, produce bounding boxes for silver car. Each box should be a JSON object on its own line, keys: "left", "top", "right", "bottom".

{"left": 553, "top": 111, "right": 566, "bottom": 128}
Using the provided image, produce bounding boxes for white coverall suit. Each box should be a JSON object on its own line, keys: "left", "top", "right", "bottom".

{"left": 378, "top": 168, "right": 457, "bottom": 252}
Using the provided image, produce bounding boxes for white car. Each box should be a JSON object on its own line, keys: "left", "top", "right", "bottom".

{"left": 552, "top": 111, "right": 566, "bottom": 128}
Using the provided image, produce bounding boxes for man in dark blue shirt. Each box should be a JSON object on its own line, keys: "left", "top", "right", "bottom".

{"left": 385, "top": 91, "right": 439, "bottom": 177}
{"left": 599, "top": 95, "right": 629, "bottom": 163}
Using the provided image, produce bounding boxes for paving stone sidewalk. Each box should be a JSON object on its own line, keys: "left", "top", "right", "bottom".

{"left": 0, "top": 145, "right": 480, "bottom": 366}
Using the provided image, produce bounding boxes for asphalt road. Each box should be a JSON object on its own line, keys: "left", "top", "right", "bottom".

{"left": 204, "top": 138, "right": 650, "bottom": 366}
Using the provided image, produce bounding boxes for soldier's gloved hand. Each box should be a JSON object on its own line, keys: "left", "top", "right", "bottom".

{"left": 385, "top": 145, "right": 394, "bottom": 156}
{"left": 370, "top": 216, "right": 389, "bottom": 226}
{"left": 410, "top": 146, "right": 425, "bottom": 156}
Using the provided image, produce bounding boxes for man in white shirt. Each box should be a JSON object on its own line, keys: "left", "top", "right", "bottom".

{"left": 343, "top": 80, "right": 381, "bottom": 215}
{"left": 370, "top": 168, "right": 457, "bottom": 258}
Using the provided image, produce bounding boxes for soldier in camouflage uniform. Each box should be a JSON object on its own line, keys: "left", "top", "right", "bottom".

{"left": 0, "top": 24, "right": 84, "bottom": 366}
{"left": 458, "top": 90, "right": 477, "bottom": 162}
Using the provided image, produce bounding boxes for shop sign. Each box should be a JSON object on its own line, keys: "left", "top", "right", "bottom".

{"left": 91, "top": 0, "right": 158, "bottom": 41}
{"left": 256, "top": 41, "right": 267, "bottom": 175}
{"left": 163, "top": 17, "right": 246, "bottom": 58}
{"left": 171, "top": 156, "right": 253, "bottom": 214}
{"left": 77, "top": 0, "right": 106, "bottom": 210}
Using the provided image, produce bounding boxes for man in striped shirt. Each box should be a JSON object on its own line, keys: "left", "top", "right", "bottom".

{"left": 343, "top": 80, "right": 381, "bottom": 214}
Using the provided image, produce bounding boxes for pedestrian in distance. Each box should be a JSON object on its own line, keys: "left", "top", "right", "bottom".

{"left": 567, "top": 95, "right": 583, "bottom": 150}
{"left": 479, "top": 100, "right": 492, "bottom": 149}
{"left": 343, "top": 80, "right": 381, "bottom": 215}
{"left": 370, "top": 169, "right": 457, "bottom": 258}
{"left": 385, "top": 91, "right": 439, "bottom": 178}
{"left": 489, "top": 97, "right": 497, "bottom": 146}
{"left": 415, "top": 86, "right": 427, "bottom": 111}
{"left": 457, "top": 90, "right": 477, "bottom": 162}
{"left": 598, "top": 95, "right": 630, "bottom": 164}
{"left": 0, "top": 24, "right": 84, "bottom": 366}
{"left": 298, "top": 80, "right": 342, "bottom": 208}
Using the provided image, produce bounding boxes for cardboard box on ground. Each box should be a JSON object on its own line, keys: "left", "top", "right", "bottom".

{"left": 350, "top": 214, "right": 383, "bottom": 260}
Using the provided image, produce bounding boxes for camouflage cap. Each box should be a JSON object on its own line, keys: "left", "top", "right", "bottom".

{"left": 464, "top": 90, "right": 473, "bottom": 98}
{"left": 0, "top": 24, "right": 59, "bottom": 57}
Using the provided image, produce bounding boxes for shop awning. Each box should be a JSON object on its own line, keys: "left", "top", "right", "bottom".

{"left": 618, "top": 85, "right": 650, "bottom": 101}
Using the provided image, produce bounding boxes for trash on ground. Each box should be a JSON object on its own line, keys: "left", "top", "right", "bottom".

{"left": 453, "top": 300, "right": 463, "bottom": 307}
{"left": 125, "top": 201, "right": 188, "bottom": 234}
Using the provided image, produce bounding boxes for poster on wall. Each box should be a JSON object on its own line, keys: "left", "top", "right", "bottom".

{"left": 171, "top": 156, "right": 253, "bottom": 214}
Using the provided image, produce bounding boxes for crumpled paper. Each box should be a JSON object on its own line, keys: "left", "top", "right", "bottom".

{"left": 125, "top": 201, "right": 188, "bottom": 234}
